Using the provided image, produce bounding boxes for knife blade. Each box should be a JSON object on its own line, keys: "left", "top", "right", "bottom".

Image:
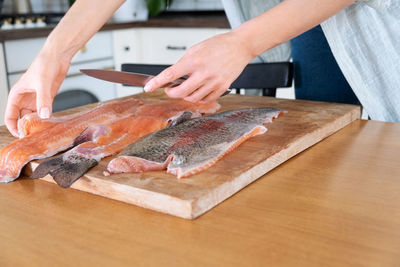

{"left": 80, "top": 69, "right": 186, "bottom": 88}
{"left": 80, "top": 69, "right": 231, "bottom": 96}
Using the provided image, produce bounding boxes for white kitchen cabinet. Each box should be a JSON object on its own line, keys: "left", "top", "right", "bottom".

{"left": 0, "top": 43, "right": 8, "bottom": 126}
{"left": 4, "top": 31, "right": 113, "bottom": 74}
{"left": 113, "top": 27, "right": 229, "bottom": 97}
{"left": 4, "top": 31, "right": 116, "bottom": 113}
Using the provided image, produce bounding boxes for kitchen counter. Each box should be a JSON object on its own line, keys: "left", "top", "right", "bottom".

{"left": 0, "top": 11, "right": 230, "bottom": 42}
{"left": 0, "top": 118, "right": 399, "bottom": 266}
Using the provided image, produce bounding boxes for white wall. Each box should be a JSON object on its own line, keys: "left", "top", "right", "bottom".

{"left": 0, "top": 43, "right": 8, "bottom": 126}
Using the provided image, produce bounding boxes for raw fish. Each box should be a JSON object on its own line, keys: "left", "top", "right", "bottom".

{"left": 30, "top": 100, "right": 220, "bottom": 187}
{"left": 106, "top": 108, "right": 284, "bottom": 178}
{"left": 0, "top": 98, "right": 143, "bottom": 182}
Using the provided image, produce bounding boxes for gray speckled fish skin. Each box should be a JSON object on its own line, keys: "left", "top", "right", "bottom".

{"left": 30, "top": 153, "right": 98, "bottom": 188}
{"left": 108, "top": 108, "right": 284, "bottom": 178}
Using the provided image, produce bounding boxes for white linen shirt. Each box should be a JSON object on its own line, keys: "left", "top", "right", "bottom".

{"left": 222, "top": 0, "right": 400, "bottom": 122}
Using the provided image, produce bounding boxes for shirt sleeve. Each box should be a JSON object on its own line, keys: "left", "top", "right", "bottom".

{"left": 221, "top": 0, "right": 291, "bottom": 63}
{"left": 355, "top": 0, "right": 393, "bottom": 10}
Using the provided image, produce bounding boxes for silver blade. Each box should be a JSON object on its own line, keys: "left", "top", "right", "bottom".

{"left": 80, "top": 69, "right": 153, "bottom": 87}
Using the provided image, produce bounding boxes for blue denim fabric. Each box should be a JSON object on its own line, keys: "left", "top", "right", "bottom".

{"left": 291, "top": 25, "right": 360, "bottom": 105}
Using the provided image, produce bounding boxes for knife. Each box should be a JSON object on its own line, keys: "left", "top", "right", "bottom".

{"left": 80, "top": 69, "right": 231, "bottom": 96}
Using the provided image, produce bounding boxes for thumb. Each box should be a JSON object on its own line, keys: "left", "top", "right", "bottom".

{"left": 36, "top": 87, "right": 53, "bottom": 119}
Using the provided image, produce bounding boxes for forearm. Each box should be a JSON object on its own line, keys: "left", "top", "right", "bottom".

{"left": 43, "top": 0, "right": 125, "bottom": 60}
{"left": 233, "top": 0, "right": 355, "bottom": 59}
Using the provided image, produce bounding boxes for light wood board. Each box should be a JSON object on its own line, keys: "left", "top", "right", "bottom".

{"left": 10, "top": 93, "right": 360, "bottom": 219}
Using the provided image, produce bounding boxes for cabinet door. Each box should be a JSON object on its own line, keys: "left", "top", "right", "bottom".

{"left": 5, "top": 32, "right": 113, "bottom": 74}
{"left": 112, "top": 27, "right": 229, "bottom": 97}
{"left": 135, "top": 27, "right": 228, "bottom": 64}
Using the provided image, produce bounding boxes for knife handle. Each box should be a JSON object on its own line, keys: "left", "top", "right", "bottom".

{"left": 163, "top": 76, "right": 187, "bottom": 87}
{"left": 163, "top": 76, "right": 231, "bottom": 97}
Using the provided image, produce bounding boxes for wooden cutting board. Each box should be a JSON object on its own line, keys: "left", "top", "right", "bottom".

{"left": 0, "top": 92, "right": 360, "bottom": 219}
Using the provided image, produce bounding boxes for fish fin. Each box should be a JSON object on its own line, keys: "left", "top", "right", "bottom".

{"left": 30, "top": 156, "right": 64, "bottom": 179}
{"left": 167, "top": 111, "right": 196, "bottom": 128}
{"left": 49, "top": 156, "right": 98, "bottom": 188}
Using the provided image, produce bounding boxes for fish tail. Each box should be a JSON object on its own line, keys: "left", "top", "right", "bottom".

{"left": 49, "top": 156, "right": 98, "bottom": 188}
{"left": 30, "top": 156, "right": 64, "bottom": 179}
{"left": 31, "top": 154, "right": 98, "bottom": 188}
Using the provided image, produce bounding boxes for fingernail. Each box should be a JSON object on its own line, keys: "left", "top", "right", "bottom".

{"left": 144, "top": 82, "right": 153, "bottom": 92}
{"left": 39, "top": 107, "right": 50, "bottom": 119}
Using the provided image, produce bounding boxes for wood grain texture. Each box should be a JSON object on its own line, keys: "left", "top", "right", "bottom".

{"left": 16, "top": 93, "right": 360, "bottom": 219}
{"left": 1, "top": 119, "right": 400, "bottom": 267}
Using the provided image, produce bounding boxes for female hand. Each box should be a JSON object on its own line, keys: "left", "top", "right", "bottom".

{"left": 5, "top": 50, "right": 70, "bottom": 137}
{"left": 144, "top": 32, "right": 254, "bottom": 103}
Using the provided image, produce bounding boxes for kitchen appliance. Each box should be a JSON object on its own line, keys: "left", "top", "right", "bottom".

{"left": 12, "top": 0, "right": 32, "bottom": 14}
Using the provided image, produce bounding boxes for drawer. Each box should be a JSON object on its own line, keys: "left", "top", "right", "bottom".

{"left": 113, "top": 27, "right": 229, "bottom": 67}
{"left": 137, "top": 27, "right": 228, "bottom": 64}
{"left": 71, "top": 31, "right": 113, "bottom": 64}
{"left": 5, "top": 31, "right": 113, "bottom": 74}
{"left": 112, "top": 27, "right": 229, "bottom": 96}
{"left": 112, "top": 28, "right": 141, "bottom": 71}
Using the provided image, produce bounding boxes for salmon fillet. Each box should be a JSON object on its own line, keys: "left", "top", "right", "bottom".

{"left": 30, "top": 100, "right": 221, "bottom": 188}
{"left": 18, "top": 112, "right": 82, "bottom": 138}
{"left": 0, "top": 98, "right": 143, "bottom": 183}
{"left": 106, "top": 108, "right": 284, "bottom": 178}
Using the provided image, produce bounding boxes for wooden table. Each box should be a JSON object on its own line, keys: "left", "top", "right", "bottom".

{"left": 1, "top": 119, "right": 399, "bottom": 266}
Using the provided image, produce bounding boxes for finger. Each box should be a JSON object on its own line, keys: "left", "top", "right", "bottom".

{"left": 36, "top": 84, "right": 53, "bottom": 119}
{"left": 5, "top": 102, "right": 21, "bottom": 138}
{"left": 20, "top": 108, "right": 34, "bottom": 117}
{"left": 199, "top": 87, "right": 227, "bottom": 103}
{"left": 164, "top": 73, "right": 204, "bottom": 99}
{"left": 183, "top": 82, "right": 218, "bottom": 103}
{"left": 144, "top": 61, "right": 190, "bottom": 93}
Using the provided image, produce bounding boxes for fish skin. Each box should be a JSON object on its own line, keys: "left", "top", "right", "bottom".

{"left": 106, "top": 108, "right": 284, "bottom": 178}
{"left": 0, "top": 98, "right": 143, "bottom": 183}
{"left": 30, "top": 156, "right": 63, "bottom": 180}
{"left": 30, "top": 100, "right": 221, "bottom": 188}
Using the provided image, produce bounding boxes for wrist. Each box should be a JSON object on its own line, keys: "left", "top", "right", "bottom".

{"left": 41, "top": 37, "right": 75, "bottom": 63}
{"left": 228, "top": 30, "right": 257, "bottom": 62}
{"left": 232, "top": 19, "right": 282, "bottom": 59}
{"left": 43, "top": 34, "right": 76, "bottom": 61}
{"left": 36, "top": 46, "right": 72, "bottom": 71}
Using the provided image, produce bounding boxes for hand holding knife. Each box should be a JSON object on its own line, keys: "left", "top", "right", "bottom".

{"left": 80, "top": 69, "right": 231, "bottom": 98}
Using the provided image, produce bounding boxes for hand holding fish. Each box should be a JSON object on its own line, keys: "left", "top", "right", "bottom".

{"left": 143, "top": 32, "right": 254, "bottom": 103}
{"left": 4, "top": 0, "right": 125, "bottom": 137}
{"left": 5, "top": 51, "right": 70, "bottom": 137}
